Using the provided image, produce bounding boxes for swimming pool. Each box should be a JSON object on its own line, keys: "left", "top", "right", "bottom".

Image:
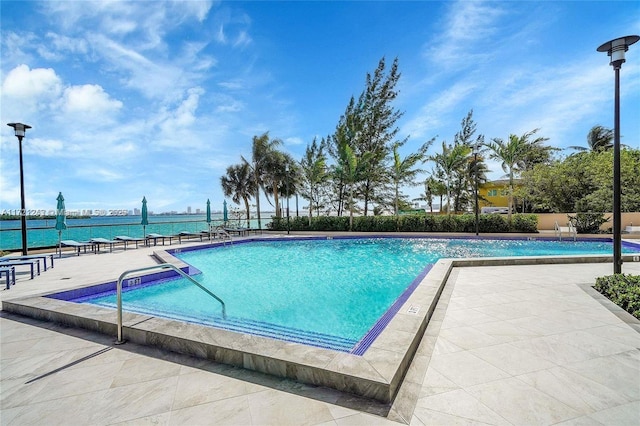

{"left": 64, "top": 237, "right": 640, "bottom": 354}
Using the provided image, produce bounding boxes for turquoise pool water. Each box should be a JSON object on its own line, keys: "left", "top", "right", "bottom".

{"left": 74, "top": 237, "right": 640, "bottom": 352}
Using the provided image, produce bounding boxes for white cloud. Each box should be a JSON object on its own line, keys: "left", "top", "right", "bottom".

{"left": 284, "top": 137, "right": 304, "bottom": 146}
{"left": 234, "top": 31, "right": 252, "bottom": 48}
{"left": 1, "top": 64, "right": 62, "bottom": 104}
{"left": 62, "top": 84, "right": 123, "bottom": 116}
{"left": 425, "top": 0, "right": 506, "bottom": 68}
{"left": 403, "top": 81, "right": 477, "bottom": 140}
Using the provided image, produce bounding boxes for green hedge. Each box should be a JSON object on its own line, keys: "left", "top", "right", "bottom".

{"left": 594, "top": 274, "right": 640, "bottom": 319}
{"left": 268, "top": 213, "right": 538, "bottom": 233}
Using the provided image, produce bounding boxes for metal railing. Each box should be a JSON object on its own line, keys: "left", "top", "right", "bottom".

{"left": 115, "top": 263, "right": 226, "bottom": 344}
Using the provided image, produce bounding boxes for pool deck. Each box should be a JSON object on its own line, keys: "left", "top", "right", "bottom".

{"left": 1, "top": 233, "right": 640, "bottom": 425}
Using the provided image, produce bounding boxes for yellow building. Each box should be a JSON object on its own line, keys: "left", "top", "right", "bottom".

{"left": 478, "top": 179, "right": 522, "bottom": 210}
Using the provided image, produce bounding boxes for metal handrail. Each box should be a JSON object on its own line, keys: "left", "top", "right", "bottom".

{"left": 213, "top": 225, "right": 233, "bottom": 244}
{"left": 115, "top": 263, "right": 226, "bottom": 344}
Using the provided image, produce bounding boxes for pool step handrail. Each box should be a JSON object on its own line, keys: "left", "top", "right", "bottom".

{"left": 554, "top": 220, "right": 577, "bottom": 241}
{"left": 115, "top": 263, "right": 226, "bottom": 344}
{"left": 214, "top": 225, "right": 233, "bottom": 245}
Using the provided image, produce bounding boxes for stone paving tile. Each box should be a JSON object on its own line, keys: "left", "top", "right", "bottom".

{"left": 466, "top": 376, "right": 582, "bottom": 425}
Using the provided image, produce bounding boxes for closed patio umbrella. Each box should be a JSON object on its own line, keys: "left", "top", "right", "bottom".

{"left": 206, "top": 199, "right": 212, "bottom": 240}
{"left": 141, "top": 196, "right": 148, "bottom": 240}
{"left": 223, "top": 200, "right": 228, "bottom": 224}
{"left": 55, "top": 192, "right": 67, "bottom": 258}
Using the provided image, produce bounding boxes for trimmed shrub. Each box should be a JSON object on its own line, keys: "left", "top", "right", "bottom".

{"left": 267, "top": 213, "right": 538, "bottom": 233}
{"left": 478, "top": 214, "right": 510, "bottom": 233}
{"left": 510, "top": 214, "right": 538, "bottom": 233}
{"left": 594, "top": 274, "right": 640, "bottom": 319}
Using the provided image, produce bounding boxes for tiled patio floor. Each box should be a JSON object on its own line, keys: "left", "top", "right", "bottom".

{"left": 1, "top": 237, "right": 639, "bottom": 425}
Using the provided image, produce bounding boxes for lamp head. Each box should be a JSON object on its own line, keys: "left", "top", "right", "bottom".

{"left": 597, "top": 35, "right": 639, "bottom": 68}
{"left": 7, "top": 122, "right": 32, "bottom": 138}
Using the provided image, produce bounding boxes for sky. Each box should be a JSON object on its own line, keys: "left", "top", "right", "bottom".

{"left": 1, "top": 0, "right": 639, "bottom": 215}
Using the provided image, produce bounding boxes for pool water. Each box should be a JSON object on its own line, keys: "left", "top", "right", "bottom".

{"left": 74, "top": 237, "right": 640, "bottom": 352}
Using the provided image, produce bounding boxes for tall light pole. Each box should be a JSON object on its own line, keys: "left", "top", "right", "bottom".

{"left": 473, "top": 143, "right": 480, "bottom": 236}
{"left": 285, "top": 164, "right": 290, "bottom": 235}
{"left": 597, "top": 35, "right": 639, "bottom": 274}
{"left": 7, "top": 123, "right": 32, "bottom": 255}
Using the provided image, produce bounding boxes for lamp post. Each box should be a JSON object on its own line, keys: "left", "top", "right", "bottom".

{"left": 597, "top": 35, "right": 639, "bottom": 274}
{"left": 7, "top": 123, "right": 32, "bottom": 255}
{"left": 285, "top": 164, "right": 290, "bottom": 235}
{"left": 473, "top": 143, "right": 480, "bottom": 236}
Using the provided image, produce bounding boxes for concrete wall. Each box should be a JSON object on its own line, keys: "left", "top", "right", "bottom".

{"left": 537, "top": 212, "right": 640, "bottom": 231}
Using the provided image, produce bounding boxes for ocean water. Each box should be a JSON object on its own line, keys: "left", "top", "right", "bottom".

{"left": 0, "top": 214, "right": 270, "bottom": 250}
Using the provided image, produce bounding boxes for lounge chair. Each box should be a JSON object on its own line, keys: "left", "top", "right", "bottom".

{"left": 1, "top": 253, "right": 54, "bottom": 271}
{"left": 0, "top": 260, "right": 39, "bottom": 279}
{"left": 114, "top": 236, "right": 145, "bottom": 249}
{"left": 0, "top": 266, "right": 16, "bottom": 289}
{"left": 223, "top": 227, "right": 248, "bottom": 237}
{"left": 177, "top": 231, "right": 205, "bottom": 244}
{"left": 146, "top": 233, "right": 175, "bottom": 246}
{"left": 61, "top": 240, "right": 94, "bottom": 256}
{"left": 90, "top": 238, "right": 120, "bottom": 253}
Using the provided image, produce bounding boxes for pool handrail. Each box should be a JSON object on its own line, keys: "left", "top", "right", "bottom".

{"left": 116, "top": 263, "right": 226, "bottom": 344}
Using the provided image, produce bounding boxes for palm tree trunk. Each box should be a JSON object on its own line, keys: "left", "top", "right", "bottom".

{"left": 508, "top": 170, "right": 513, "bottom": 223}
{"left": 243, "top": 197, "right": 251, "bottom": 228}
{"left": 255, "top": 168, "right": 262, "bottom": 229}
{"left": 349, "top": 185, "right": 354, "bottom": 231}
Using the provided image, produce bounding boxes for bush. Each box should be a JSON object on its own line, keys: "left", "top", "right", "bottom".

{"left": 478, "top": 214, "right": 510, "bottom": 233}
{"left": 267, "top": 213, "right": 538, "bottom": 233}
{"left": 510, "top": 214, "right": 538, "bottom": 233}
{"left": 567, "top": 213, "right": 610, "bottom": 234}
{"left": 594, "top": 274, "right": 640, "bottom": 319}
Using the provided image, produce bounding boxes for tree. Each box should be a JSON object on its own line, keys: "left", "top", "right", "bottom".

{"left": 299, "top": 138, "right": 328, "bottom": 225}
{"left": 451, "top": 110, "right": 486, "bottom": 212}
{"left": 241, "top": 132, "right": 282, "bottom": 229}
{"left": 522, "top": 148, "right": 640, "bottom": 213}
{"left": 486, "top": 129, "right": 547, "bottom": 222}
{"left": 570, "top": 125, "right": 614, "bottom": 152}
{"left": 334, "top": 136, "right": 371, "bottom": 231}
{"left": 390, "top": 139, "right": 431, "bottom": 216}
{"left": 220, "top": 163, "right": 255, "bottom": 228}
{"left": 430, "top": 141, "right": 471, "bottom": 214}
{"left": 353, "top": 57, "right": 404, "bottom": 215}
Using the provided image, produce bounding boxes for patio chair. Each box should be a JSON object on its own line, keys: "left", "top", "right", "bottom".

{"left": 0, "top": 266, "right": 16, "bottom": 289}
{"left": 90, "top": 238, "right": 121, "bottom": 253}
{"left": 177, "top": 231, "right": 205, "bottom": 244}
{"left": 1, "top": 254, "right": 54, "bottom": 271}
{"left": 61, "top": 240, "right": 94, "bottom": 256}
{"left": 146, "top": 233, "right": 175, "bottom": 246}
{"left": 0, "top": 260, "right": 39, "bottom": 279}
{"left": 114, "top": 236, "right": 146, "bottom": 249}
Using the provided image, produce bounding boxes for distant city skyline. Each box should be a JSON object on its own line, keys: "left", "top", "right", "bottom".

{"left": 2, "top": 1, "right": 639, "bottom": 213}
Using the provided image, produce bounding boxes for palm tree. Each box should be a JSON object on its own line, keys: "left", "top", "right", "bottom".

{"left": 430, "top": 141, "right": 471, "bottom": 214}
{"left": 220, "top": 163, "right": 255, "bottom": 228}
{"left": 241, "top": 132, "right": 282, "bottom": 229}
{"left": 486, "top": 133, "right": 530, "bottom": 222}
{"left": 587, "top": 125, "right": 614, "bottom": 152}
{"left": 334, "top": 137, "right": 371, "bottom": 231}
{"left": 390, "top": 140, "right": 428, "bottom": 216}
{"left": 569, "top": 125, "right": 614, "bottom": 152}
{"left": 263, "top": 151, "right": 295, "bottom": 218}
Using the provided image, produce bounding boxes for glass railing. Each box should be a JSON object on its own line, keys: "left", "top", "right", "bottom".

{"left": 0, "top": 218, "right": 269, "bottom": 251}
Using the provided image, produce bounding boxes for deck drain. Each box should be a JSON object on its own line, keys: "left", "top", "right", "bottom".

{"left": 61, "top": 277, "right": 71, "bottom": 280}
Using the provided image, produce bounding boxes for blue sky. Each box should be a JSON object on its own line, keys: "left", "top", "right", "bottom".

{"left": 1, "top": 0, "right": 639, "bottom": 214}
